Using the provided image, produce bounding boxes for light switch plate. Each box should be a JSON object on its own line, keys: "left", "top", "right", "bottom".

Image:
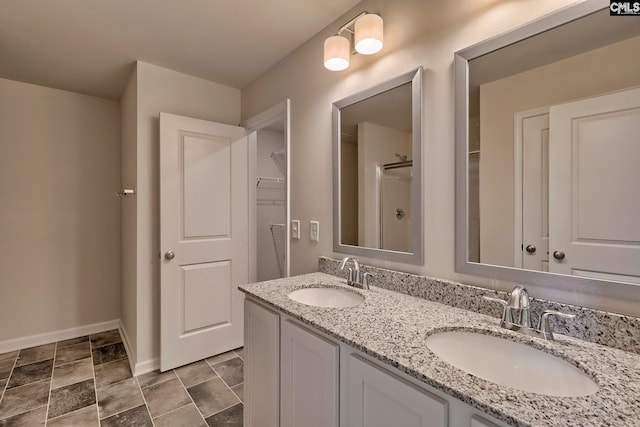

{"left": 310, "top": 220, "right": 319, "bottom": 242}
{"left": 291, "top": 220, "right": 300, "bottom": 240}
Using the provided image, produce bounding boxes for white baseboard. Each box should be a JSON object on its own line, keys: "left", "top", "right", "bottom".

{"left": 118, "top": 322, "right": 137, "bottom": 376}
{"left": 134, "top": 357, "right": 160, "bottom": 376}
{"left": 0, "top": 319, "right": 120, "bottom": 354}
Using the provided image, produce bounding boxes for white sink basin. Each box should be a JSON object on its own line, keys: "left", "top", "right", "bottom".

{"left": 426, "top": 331, "right": 598, "bottom": 397}
{"left": 288, "top": 287, "right": 365, "bottom": 308}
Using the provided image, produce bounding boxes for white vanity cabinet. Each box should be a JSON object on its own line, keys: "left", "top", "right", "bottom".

{"left": 345, "top": 354, "right": 447, "bottom": 427}
{"left": 244, "top": 297, "right": 510, "bottom": 427}
{"left": 280, "top": 319, "right": 339, "bottom": 427}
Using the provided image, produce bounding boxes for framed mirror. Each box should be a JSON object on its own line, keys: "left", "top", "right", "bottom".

{"left": 333, "top": 67, "right": 423, "bottom": 264}
{"left": 455, "top": 1, "right": 640, "bottom": 296}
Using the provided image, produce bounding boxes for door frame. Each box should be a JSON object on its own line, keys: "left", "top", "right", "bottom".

{"left": 513, "top": 106, "right": 549, "bottom": 268}
{"left": 243, "top": 99, "right": 291, "bottom": 281}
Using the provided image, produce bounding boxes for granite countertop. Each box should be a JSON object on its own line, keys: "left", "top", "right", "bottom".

{"left": 239, "top": 272, "right": 640, "bottom": 427}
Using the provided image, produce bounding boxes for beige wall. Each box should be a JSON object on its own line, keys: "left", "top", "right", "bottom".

{"left": 132, "top": 62, "right": 241, "bottom": 369}
{"left": 0, "top": 78, "right": 121, "bottom": 342}
{"left": 242, "top": 0, "right": 640, "bottom": 316}
{"left": 120, "top": 64, "right": 138, "bottom": 365}
{"left": 479, "top": 35, "right": 640, "bottom": 267}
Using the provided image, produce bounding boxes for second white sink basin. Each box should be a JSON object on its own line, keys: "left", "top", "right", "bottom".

{"left": 288, "top": 287, "right": 364, "bottom": 308}
{"left": 426, "top": 331, "right": 598, "bottom": 397}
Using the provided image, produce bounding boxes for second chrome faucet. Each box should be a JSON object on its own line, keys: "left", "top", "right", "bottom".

{"left": 484, "top": 285, "right": 575, "bottom": 341}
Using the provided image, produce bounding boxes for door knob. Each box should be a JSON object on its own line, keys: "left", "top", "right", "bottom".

{"left": 525, "top": 245, "right": 536, "bottom": 254}
{"left": 553, "top": 250, "right": 565, "bottom": 260}
{"left": 164, "top": 251, "right": 175, "bottom": 260}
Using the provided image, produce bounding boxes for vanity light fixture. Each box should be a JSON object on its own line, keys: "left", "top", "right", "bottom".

{"left": 323, "top": 11, "right": 384, "bottom": 71}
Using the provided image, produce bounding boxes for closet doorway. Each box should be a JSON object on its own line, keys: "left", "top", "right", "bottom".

{"left": 245, "top": 100, "right": 291, "bottom": 282}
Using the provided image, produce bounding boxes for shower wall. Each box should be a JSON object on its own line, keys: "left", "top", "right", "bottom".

{"left": 256, "top": 129, "right": 285, "bottom": 281}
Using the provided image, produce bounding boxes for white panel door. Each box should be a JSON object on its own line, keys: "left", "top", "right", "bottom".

{"left": 346, "top": 354, "right": 447, "bottom": 427}
{"left": 160, "top": 112, "right": 247, "bottom": 370}
{"left": 244, "top": 299, "right": 279, "bottom": 427}
{"left": 281, "top": 320, "right": 339, "bottom": 427}
{"left": 521, "top": 113, "right": 550, "bottom": 272}
{"left": 549, "top": 87, "right": 640, "bottom": 283}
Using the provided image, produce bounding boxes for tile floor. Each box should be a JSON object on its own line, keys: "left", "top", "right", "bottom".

{"left": 0, "top": 330, "right": 244, "bottom": 426}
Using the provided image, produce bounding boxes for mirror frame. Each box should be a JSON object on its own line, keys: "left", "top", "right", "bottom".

{"left": 333, "top": 67, "right": 423, "bottom": 265}
{"left": 454, "top": 0, "right": 638, "bottom": 298}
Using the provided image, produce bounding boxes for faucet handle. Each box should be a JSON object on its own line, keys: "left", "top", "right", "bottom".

{"left": 537, "top": 310, "right": 576, "bottom": 340}
{"left": 361, "top": 272, "right": 375, "bottom": 290}
{"left": 483, "top": 295, "right": 508, "bottom": 319}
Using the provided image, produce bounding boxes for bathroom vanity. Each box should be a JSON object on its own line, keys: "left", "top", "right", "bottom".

{"left": 240, "top": 271, "right": 640, "bottom": 427}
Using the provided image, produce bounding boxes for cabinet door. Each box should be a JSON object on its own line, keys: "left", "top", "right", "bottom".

{"left": 244, "top": 299, "right": 279, "bottom": 427}
{"left": 281, "top": 320, "right": 339, "bottom": 427}
{"left": 346, "top": 354, "right": 448, "bottom": 427}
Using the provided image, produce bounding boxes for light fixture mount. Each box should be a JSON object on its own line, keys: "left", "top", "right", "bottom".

{"left": 323, "top": 11, "right": 384, "bottom": 71}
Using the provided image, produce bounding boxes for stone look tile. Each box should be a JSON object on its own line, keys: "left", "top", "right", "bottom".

{"left": 54, "top": 342, "right": 90, "bottom": 366}
{"left": 175, "top": 361, "right": 217, "bottom": 387}
{"left": 136, "top": 369, "right": 176, "bottom": 388}
{"left": 0, "top": 360, "right": 15, "bottom": 381}
{"left": 141, "top": 377, "right": 191, "bottom": 418}
{"left": 212, "top": 357, "right": 243, "bottom": 387}
{"left": 205, "top": 350, "right": 236, "bottom": 366}
{"left": 0, "top": 406, "right": 46, "bottom": 426}
{"left": 7, "top": 359, "right": 53, "bottom": 389}
{"left": 51, "top": 358, "right": 93, "bottom": 389}
{"left": 205, "top": 403, "right": 243, "bottom": 427}
{"left": 56, "top": 336, "right": 89, "bottom": 349}
{"left": 0, "top": 380, "right": 49, "bottom": 419}
{"left": 153, "top": 403, "right": 207, "bottom": 427}
{"left": 15, "top": 344, "right": 55, "bottom": 367}
{"left": 47, "top": 404, "right": 99, "bottom": 427}
{"left": 90, "top": 330, "right": 121, "bottom": 348}
{"left": 48, "top": 378, "right": 96, "bottom": 419}
{"left": 231, "top": 383, "right": 244, "bottom": 401}
{"left": 188, "top": 377, "right": 239, "bottom": 418}
{"left": 97, "top": 378, "right": 144, "bottom": 419}
{"left": 94, "top": 359, "right": 131, "bottom": 388}
{"left": 92, "top": 342, "right": 127, "bottom": 366}
{"left": 100, "top": 405, "right": 152, "bottom": 427}
{"left": 0, "top": 351, "right": 17, "bottom": 363}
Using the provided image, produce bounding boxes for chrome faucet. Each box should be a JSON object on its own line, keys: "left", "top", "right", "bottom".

{"left": 484, "top": 286, "right": 575, "bottom": 341}
{"left": 339, "top": 257, "right": 374, "bottom": 290}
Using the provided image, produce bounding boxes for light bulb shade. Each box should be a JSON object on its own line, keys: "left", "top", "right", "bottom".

{"left": 324, "top": 35, "right": 350, "bottom": 71}
{"left": 355, "top": 14, "right": 383, "bottom": 55}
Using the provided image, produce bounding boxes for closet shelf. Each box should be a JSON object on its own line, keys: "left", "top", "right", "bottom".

{"left": 256, "top": 176, "right": 285, "bottom": 189}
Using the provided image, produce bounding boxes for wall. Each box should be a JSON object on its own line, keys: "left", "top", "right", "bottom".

{"left": 242, "top": 0, "right": 640, "bottom": 317}
{"left": 132, "top": 62, "right": 240, "bottom": 371}
{"left": 0, "top": 78, "right": 121, "bottom": 343}
{"left": 479, "top": 35, "right": 640, "bottom": 267}
{"left": 256, "top": 130, "right": 285, "bottom": 281}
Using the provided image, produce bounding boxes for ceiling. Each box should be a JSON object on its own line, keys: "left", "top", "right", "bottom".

{"left": 0, "top": 0, "right": 361, "bottom": 99}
